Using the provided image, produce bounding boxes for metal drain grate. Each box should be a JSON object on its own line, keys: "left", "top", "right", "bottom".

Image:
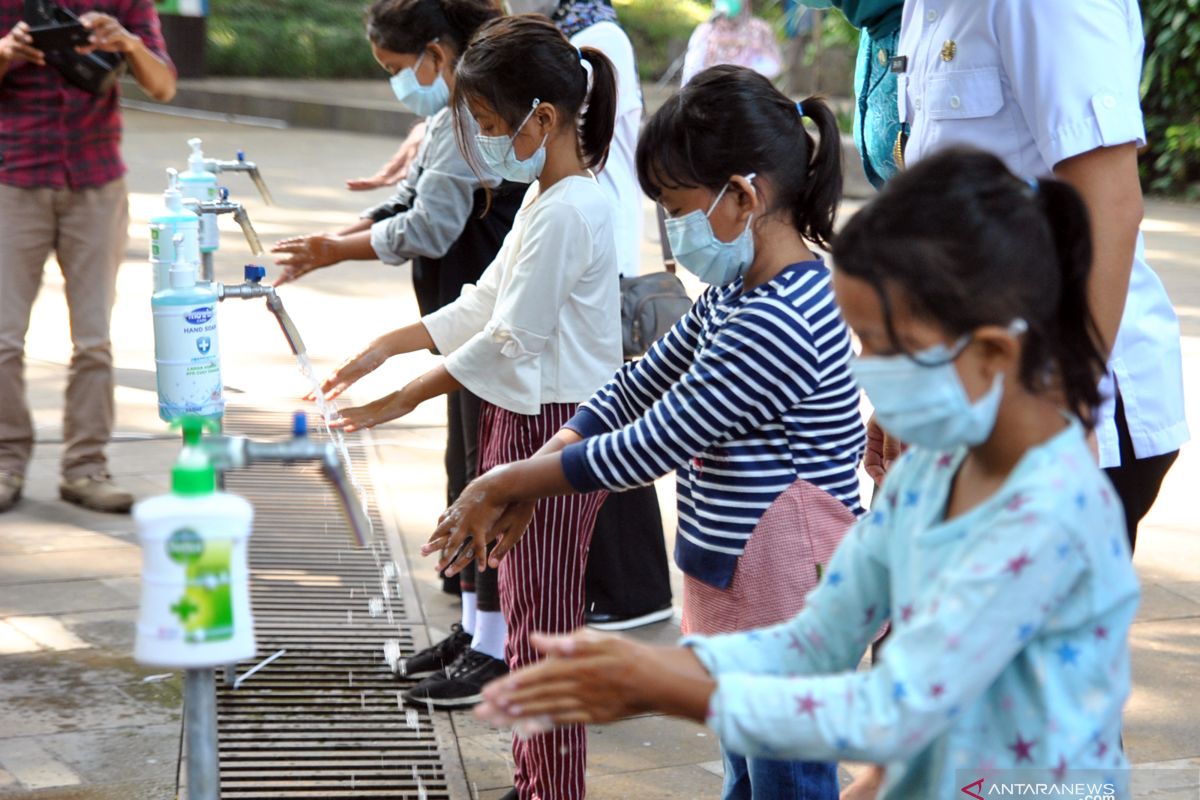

{"left": 214, "top": 407, "right": 464, "bottom": 799}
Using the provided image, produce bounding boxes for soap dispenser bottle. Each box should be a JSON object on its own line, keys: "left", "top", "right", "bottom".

{"left": 178, "top": 138, "right": 220, "bottom": 254}
{"left": 133, "top": 416, "right": 256, "bottom": 668}
{"left": 149, "top": 168, "right": 200, "bottom": 293}
{"left": 152, "top": 236, "right": 223, "bottom": 422}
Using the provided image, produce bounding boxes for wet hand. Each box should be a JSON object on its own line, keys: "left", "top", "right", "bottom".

{"left": 1, "top": 21, "right": 46, "bottom": 66}
{"left": 271, "top": 233, "right": 341, "bottom": 284}
{"left": 308, "top": 344, "right": 388, "bottom": 403}
{"left": 423, "top": 470, "right": 531, "bottom": 575}
{"left": 330, "top": 390, "right": 415, "bottom": 433}
{"left": 347, "top": 122, "right": 425, "bottom": 190}
{"left": 77, "top": 12, "right": 138, "bottom": 54}
{"left": 840, "top": 766, "right": 885, "bottom": 800}
{"left": 864, "top": 415, "right": 904, "bottom": 485}
{"left": 475, "top": 630, "right": 646, "bottom": 728}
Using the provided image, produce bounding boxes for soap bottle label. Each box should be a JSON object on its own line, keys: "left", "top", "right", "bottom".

{"left": 167, "top": 527, "right": 234, "bottom": 643}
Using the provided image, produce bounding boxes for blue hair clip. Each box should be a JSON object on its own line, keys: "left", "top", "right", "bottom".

{"left": 796, "top": 101, "right": 804, "bottom": 117}
{"left": 1026, "top": 176, "right": 1039, "bottom": 192}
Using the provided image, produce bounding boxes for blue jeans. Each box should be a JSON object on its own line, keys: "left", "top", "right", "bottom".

{"left": 721, "top": 747, "right": 839, "bottom": 800}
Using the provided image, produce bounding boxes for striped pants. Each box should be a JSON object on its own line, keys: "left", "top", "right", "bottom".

{"left": 478, "top": 401, "right": 607, "bottom": 800}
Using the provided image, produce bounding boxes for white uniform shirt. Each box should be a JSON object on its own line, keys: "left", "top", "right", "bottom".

{"left": 570, "top": 21, "right": 643, "bottom": 278}
{"left": 422, "top": 175, "right": 623, "bottom": 415}
{"left": 898, "top": 0, "right": 1188, "bottom": 467}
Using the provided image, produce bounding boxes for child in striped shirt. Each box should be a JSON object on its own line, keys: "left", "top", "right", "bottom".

{"left": 427, "top": 65, "right": 866, "bottom": 800}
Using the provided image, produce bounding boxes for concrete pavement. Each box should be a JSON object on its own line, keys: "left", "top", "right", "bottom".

{"left": 0, "top": 108, "right": 1197, "bottom": 797}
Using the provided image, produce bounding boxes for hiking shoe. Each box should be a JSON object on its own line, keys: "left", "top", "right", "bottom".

{"left": 585, "top": 604, "right": 674, "bottom": 631}
{"left": 399, "top": 623, "right": 472, "bottom": 680}
{"left": 59, "top": 473, "right": 134, "bottom": 514}
{"left": 0, "top": 472, "right": 23, "bottom": 513}
{"left": 402, "top": 648, "right": 508, "bottom": 709}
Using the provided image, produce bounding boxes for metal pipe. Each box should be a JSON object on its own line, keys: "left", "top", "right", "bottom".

{"left": 202, "top": 158, "right": 274, "bottom": 206}
{"left": 184, "top": 668, "right": 220, "bottom": 800}
{"left": 183, "top": 199, "right": 265, "bottom": 256}
{"left": 264, "top": 293, "right": 307, "bottom": 357}
{"left": 196, "top": 436, "right": 370, "bottom": 548}
{"left": 201, "top": 252, "right": 215, "bottom": 285}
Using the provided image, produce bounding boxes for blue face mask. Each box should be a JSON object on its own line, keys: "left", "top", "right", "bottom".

{"left": 390, "top": 46, "right": 450, "bottom": 117}
{"left": 475, "top": 100, "right": 547, "bottom": 184}
{"left": 850, "top": 322, "right": 1026, "bottom": 451}
{"left": 664, "top": 174, "right": 757, "bottom": 286}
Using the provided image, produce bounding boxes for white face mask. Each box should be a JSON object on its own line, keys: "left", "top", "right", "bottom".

{"left": 850, "top": 320, "right": 1027, "bottom": 452}
{"left": 663, "top": 175, "right": 757, "bottom": 286}
{"left": 474, "top": 100, "right": 547, "bottom": 184}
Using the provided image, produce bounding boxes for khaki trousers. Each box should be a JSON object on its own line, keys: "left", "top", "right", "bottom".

{"left": 0, "top": 179, "right": 129, "bottom": 479}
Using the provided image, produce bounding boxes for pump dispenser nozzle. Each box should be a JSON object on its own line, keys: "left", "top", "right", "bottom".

{"left": 188, "top": 137, "right": 205, "bottom": 167}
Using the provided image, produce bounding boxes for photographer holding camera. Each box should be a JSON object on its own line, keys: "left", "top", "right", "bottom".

{"left": 0, "top": 0, "right": 175, "bottom": 513}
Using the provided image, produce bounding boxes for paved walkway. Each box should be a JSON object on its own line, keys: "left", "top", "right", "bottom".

{"left": 0, "top": 109, "right": 1197, "bottom": 797}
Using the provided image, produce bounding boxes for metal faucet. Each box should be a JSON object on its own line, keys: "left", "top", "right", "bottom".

{"left": 196, "top": 411, "right": 371, "bottom": 548}
{"left": 202, "top": 149, "right": 274, "bottom": 206}
{"left": 183, "top": 187, "right": 264, "bottom": 255}
{"left": 217, "top": 266, "right": 308, "bottom": 357}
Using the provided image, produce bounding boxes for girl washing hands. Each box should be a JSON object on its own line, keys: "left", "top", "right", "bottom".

{"left": 467, "top": 149, "right": 1141, "bottom": 799}
{"left": 427, "top": 65, "right": 867, "bottom": 799}
{"left": 315, "top": 15, "right": 623, "bottom": 798}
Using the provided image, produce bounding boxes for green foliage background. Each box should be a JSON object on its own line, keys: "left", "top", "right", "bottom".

{"left": 1140, "top": 0, "right": 1200, "bottom": 198}
{"left": 204, "top": 0, "right": 708, "bottom": 81}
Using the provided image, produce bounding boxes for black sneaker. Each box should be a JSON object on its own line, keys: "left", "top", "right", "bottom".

{"left": 400, "top": 623, "right": 471, "bottom": 679}
{"left": 585, "top": 604, "right": 674, "bottom": 631}
{"left": 402, "top": 648, "right": 508, "bottom": 709}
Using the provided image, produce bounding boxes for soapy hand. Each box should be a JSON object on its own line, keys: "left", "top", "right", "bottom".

{"left": 330, "top": 390, "right": 416, "bottom": 433}
{"left": 0, "top": 21, "right": 45, "bottom": 66}
{"left": 422, "top": 468, "right": 535, "bottom": 575}
{"left": 272, "top": 233, "right": 342, "bottom": 285}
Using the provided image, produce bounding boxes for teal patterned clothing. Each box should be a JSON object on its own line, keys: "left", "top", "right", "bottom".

{"left": 684, "top": 419, "right": 1140, "bottom": 799}
{"left": 802, "top": 1, "right": 905, "bottom": 187}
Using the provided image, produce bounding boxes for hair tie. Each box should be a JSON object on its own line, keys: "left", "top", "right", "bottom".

{"left": 796, "top": 101, "right": 804, "bottom": 117}
{"left": 580, "top": 52, "right": 594, "bottom": 98}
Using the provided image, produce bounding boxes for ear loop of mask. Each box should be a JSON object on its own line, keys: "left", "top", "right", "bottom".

{"left": 909, "top": 318, "right": 1029, "bottom": 367}
{"left": 511, "top": 98, "right": 548, "bottom": 155}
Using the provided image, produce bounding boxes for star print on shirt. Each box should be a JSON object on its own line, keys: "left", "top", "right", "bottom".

{"left": 1053, "top": 756, "right": 1068, "bottom": 781}
{"left": 826, "top": 571, "right": 843, "bottom": 586}
{"left": 1094, "top": 626, "right": 1109, "bottom": 640}
{"left": 1008, "top": 733, "right": 1037, "bottom": 763}
{"left": 795, "top": 692, "right": 822, "bottom": 717}
{"left": 1055, "top": 641, "right": 1081, "bottom": 665}
{"left": 1005, "top": 552, "right": 1033, "bottom": 578}
{"left": 1005, "top": 492, "right": 1029, "bottom": 512}
{"left": 900, "top": 604, "right": 914, "bottom": 623}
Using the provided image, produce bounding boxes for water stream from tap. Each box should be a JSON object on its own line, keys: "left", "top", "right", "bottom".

{"left": 294, "top": 352, "right": 373, "bottom": 541}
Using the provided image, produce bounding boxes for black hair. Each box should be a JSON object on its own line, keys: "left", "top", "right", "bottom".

{"left": 366, "top": 0, "right": 501, "bottom": 58}
{"left": 832, "top": 147, "right": 1107, "bottom": 428}
{"left": 635, "top": 64, "right": 842, "bottom": 249}
{"left": 451, "top": 14, "right": 618, "bottom": 175}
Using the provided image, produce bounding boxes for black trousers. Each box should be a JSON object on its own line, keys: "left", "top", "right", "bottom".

{"left": 444, "top": 389, "right": 500, "bottom": 611}
{"left": 585, "top": 483, "right": 672, "bottom": 616}
{"left": 1103, "top": 394, "right": 1178, "bottom": 555}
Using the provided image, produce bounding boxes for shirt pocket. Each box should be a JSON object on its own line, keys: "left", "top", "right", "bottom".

{"left": 926, "top": 66, "right": 1004, "bottom": 121}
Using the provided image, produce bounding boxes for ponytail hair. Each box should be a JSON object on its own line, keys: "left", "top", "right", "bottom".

{"left": 1031, "top": 178, "right": 1105, "bottom": 426}
{"left": 366, "top": 0, "right": 501, "bottom": 58}
{"left": 578, "top": 46, "right": 617, "bottom": 172}
{"left": 635, "top": 65, "right": 843, "bottom": 249}
{"left": 452, "top": 14, "right": 618, "bottom": 177}
{"left": 832, "top": 148, "right": 1107, "bottom": 428}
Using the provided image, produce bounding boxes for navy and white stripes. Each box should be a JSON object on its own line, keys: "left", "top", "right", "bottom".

{"left": 561, "top": 260, "right": 866, "bottom": 588}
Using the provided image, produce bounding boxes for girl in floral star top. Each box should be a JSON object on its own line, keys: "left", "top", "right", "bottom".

{"left": 470, "top": 148, "right": 1141, "bottom": 799}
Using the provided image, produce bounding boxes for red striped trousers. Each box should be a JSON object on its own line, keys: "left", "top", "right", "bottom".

{"left": 478, "top": 401, "right": 607, "bottom": 800}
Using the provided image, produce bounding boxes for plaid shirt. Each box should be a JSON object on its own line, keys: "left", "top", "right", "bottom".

{"left": 0, "top": 0, "right": 172, "bottom": 190}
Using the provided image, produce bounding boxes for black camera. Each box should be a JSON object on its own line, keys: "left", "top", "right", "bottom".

{"left": 23, "top": 0, "right": 126, "bottom": 96}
